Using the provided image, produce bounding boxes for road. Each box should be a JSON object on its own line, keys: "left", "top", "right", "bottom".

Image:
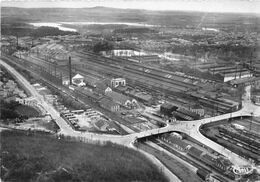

{"left": 0, "top": 58, "right": 137, "bottom": 145}
{"left": 1, "top": 57, "right": 260, "bottom": 168}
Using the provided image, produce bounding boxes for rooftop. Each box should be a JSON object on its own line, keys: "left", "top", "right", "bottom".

{"left": 188, "top": 146, "right": 204, "bottom": 157}
{"left": 72, "top": 74, "right": 84, "bottom": 79}
{"left": 106, "top": 91, "right": 131, "bottom": 104}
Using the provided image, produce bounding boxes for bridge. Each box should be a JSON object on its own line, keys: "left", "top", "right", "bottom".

{"left": 1, "top": 57, "right": 260, "bottom": 168}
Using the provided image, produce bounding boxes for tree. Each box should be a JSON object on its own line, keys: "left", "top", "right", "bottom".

{"left": 93, "top": 41, "right": 114, "bottom": 53}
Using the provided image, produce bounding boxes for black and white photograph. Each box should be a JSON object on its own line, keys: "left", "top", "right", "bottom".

{"left": 0, "top": 0, "right": 260, "bottom": 181}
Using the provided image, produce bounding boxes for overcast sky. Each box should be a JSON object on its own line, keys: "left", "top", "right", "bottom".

{"left": 2, "top": 0, "right": 260, "bottom": 14}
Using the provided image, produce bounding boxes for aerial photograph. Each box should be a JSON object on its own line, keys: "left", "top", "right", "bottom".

{"left": 0, "top": 0, "right": 260, "bottom": 181}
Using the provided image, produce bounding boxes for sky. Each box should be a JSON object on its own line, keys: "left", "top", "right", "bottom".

{"left": 1, "top": 0, "right": 260, "bottom": 14}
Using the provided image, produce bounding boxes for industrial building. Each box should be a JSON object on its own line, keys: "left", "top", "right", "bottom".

{"left": 230, "top": 77, "right": 260, "bottom": 87}
{"left": 160, "top": 103, "right": 178, "bottom": 117}
{"left": 99, "top": 96, "right": 121, "bottom": 112}
{"left": 105, "top": 91, "right": 138, "bottom": 109}
{"left": 223, "top": 71, "right": 253, "bottom": 82}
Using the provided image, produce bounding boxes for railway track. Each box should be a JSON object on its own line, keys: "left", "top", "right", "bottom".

{"left": 150, "top": 138, "right": 237, "bottom": 181}
{"left": 14, "top": 53, "right": 236, "bottom": 113}
{"left": 79, "top": 51, "right": 199, "bottom": 88}
{"left": 74, "top": 51, "right": 194, "bottom": 92}
{"left": 149, "top": 139, "right": 212, "bottom": 173}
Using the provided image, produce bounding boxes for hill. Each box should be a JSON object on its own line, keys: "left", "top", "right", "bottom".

{"left": 1, "top": 7, "right": 259, "bottom": 31}
{"left": 1, "top": 130, "right": 167, "bottom": 182}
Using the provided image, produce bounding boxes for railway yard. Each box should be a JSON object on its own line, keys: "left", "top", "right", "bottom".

{"left": 1, "top": 5, "right": 260, "bottom": 182}
{"left": 201, "top": 118, "right": 260, "bottom": 165}
{"left": 20, "top": 47, "right": 243, "bottom": 115}
{"left": 1, "top": 38, "right": 260, "bottom": 182}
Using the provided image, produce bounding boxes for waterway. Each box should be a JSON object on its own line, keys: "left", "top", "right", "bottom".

{"left": 60, "top": 21, "right": 154, "bottom": 27}
{"left": 29, "top": 21, "right": 155, "bottom": 32}
{"left": 29, "top": 22, "right": 77, "bottom": 32}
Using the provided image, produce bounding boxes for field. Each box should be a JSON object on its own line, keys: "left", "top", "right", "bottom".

{"left": 15, "top": 105, "right": 40, "bottom": 118}
{"left": 1, "top": 130, "right": 167, "bottom": 182}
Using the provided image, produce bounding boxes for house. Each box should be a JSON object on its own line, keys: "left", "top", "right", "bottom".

{"left": 72, "top": 74, "right": 85, "bottom": 87}
{"left": 106, "top": 91, "right": 137, "bottom": 109}
{"left": 95, "top": 80, "right": 112, "bottom": 95}
{"left": 111, "top": 78, "right": 126, "bottom": 88}
{"left": 99, "top": 97, "right": 120, "bottom": 112}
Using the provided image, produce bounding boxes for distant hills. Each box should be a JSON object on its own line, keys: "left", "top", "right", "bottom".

{"left": 1, "top": 6, "right": 259, "bottom": 30}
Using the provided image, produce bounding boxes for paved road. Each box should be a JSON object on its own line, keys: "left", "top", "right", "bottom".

{"left": 1, "top": 57, "right": 259, "bottom": 168}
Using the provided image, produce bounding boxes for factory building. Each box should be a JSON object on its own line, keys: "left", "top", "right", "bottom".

{"left": 230, "top": 77, "right": 260, "bottom": 87}
{"left": 99, "top": 97, "right": 121, "bottom": 112}
{"left": 160, "top": 103, "right": 178, "bottom": 117}
{"left": 105, "top": 91, "right": 138, "bottom": 109}
{"left": 223, "top": 71, "right": 253, "bottom": 82}
{"left": 161, "top": 133, "right": 191, "bottom": 152}
{"left": 128, "top": 91, "right": 153, "bottom": 106}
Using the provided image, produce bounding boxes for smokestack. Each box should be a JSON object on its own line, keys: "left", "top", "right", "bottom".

{"left": 16, "top": 35, "right": 19, "bottom": 48}
{"left": 69, "top": 56, "right": 72, "bottom": 85}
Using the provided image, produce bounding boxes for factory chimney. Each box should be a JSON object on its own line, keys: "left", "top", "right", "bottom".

{"left": 69, "top": 56, "right": 72, "bottom": 85}
{"left": 16, "top": 35, "right": 19, "bottom": 48}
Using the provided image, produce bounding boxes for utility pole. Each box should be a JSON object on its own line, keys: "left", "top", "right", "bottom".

{"left": 250, "top": 112, "right": 253, "bottom": 131}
